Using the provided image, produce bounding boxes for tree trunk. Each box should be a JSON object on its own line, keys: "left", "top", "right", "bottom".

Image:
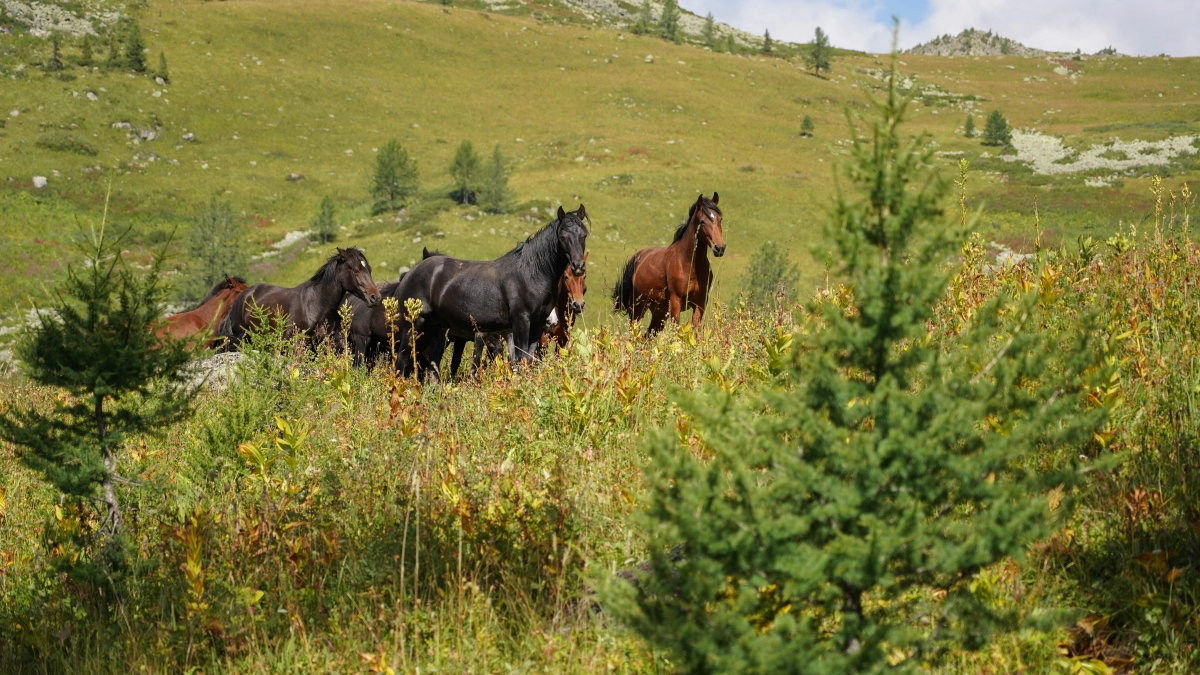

{"left": 95, "top": 395, "right": 123, "bottom": 537}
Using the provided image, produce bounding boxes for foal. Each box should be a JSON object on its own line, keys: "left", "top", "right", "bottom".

{"left": 157, "top": 276, "right": 248, "bottom": 345}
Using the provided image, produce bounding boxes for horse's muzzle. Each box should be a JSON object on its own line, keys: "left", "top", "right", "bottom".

{"left": 366, "top": 291, "right": 381, "bottom": 307}
{"left": 571, "top": 263, "right": 586, "bottom": 276}
{"left": 570, "top": 300, "right": 586, "bottom": 315}
{"left": 713, "top": 244, "right": 727, "bottom": 257}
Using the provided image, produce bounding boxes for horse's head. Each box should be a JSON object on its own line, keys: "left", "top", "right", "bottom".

{"left": 556, "top": 205, "right": 589, "bottom": 276}
{"left": 336, "top": 247, "right": 381, "bottom": 307}
{"left": 224, "top": 275, "right": 249, "bottom": 295}
{"left": 692, "top": 193, "right": 725, "bottom": 257}
{"left": 562, "top": 252, "right": 587, "bottom": 315}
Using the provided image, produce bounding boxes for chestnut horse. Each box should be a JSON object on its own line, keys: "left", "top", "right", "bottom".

{"left": 612, "top": 193, "right": 725, "bottom": 333}
{"left": 541, "top": 253, "right": 587, "bottom": 353}
{"left": 218, "top": 247, "right": 381, "bottom": 349}
{"left": 157, "top": 276, "right": 248, "bottom": 343}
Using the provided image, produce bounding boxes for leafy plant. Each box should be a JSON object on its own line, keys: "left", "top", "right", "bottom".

{"left": 632, "top": 0, "right": 654, "bottom": 36}
{"left": 739, "top": 240, "right": 800, "bottom": 309}
{"left": 605, "top": 55, "right": 1108, "bottom": 674}
{"left": 800, "top": 115, "right": 815, "bottom": 137}
{"left": 35, "top": 131, "right": 98, "bottom": 156}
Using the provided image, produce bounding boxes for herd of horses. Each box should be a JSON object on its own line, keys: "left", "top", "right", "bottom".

{"left": 161, "top": 193, "right": 726, "bottom": 381}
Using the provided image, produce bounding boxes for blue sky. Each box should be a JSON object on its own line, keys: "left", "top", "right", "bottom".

{"left": 680, "top": 0, "right": 1200, "bottom": 56}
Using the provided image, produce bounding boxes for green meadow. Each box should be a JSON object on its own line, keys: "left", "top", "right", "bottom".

{"left": 2, "top": 0, "right": 1197, "bottom": 318}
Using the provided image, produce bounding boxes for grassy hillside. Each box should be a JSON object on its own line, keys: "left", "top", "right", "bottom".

{"left": 1, "top": 0, "right": 1198, "bottom": 322}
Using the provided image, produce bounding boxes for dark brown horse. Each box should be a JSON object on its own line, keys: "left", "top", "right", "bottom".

{"left": 157, "top": 276, "right": 248, "bottom": 344}
{"left": 541, "top": 252, "right": 587, "bottom": 353}
{"left": 218, "top": 247, "right": 380, "bottom": 349}
{"left": 612, "top": 193, "right": 725, "bottom": 333}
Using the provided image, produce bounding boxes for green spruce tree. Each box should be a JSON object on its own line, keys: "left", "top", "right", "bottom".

{"left": 123, "top": 17, "right": 147, "bottom": 73}
{"left": 48, "top": 32, "right": 63, "bottom": 72}
{"left": 762, "top": 29, "right": 773, "bottom": 54}
{"left": 982, "top": 110, "right": 1011, "bottom": 146}
{"left": 105, "top": 29, "right": 121, "bottom": 68}
{"left": 633, "top": 0, "right": 653, "bottom": 35}
{"left": 311, "top": 196, "right": 338, "bottom": 244}
{"left": 659, "top": 0, "right": 681, "bottom": 43}
{"left": 478, "top": 144, "right": 514, "bottom": 214}
{"left": 605, "top": 54, "right": 1106, "bottom": 675}
{"left": 157, "top": 51, "right": 169, "bottom": 83}
{"left": 79, "top": 36, "right": 94, "bottom": 67}
{"left": 739, "top": 240, "right": 799, "bottom": 309}
{"left": 371, "top": 139, "right": 420, "bottom": 214}
{"left": 702, "top": 12, "right": 716, "bottom": 48}
{"left": 964, "top": 114, "right": 976, "bottom": 138}
{"left": 179, "top": 198, "right": 249, "bottom": 302}
{"left": 448, "top": 139, "right": 482, "bottom": 205}
{"left": 800, "top": 114, "right": 815, "bottom": 137}
{"left": 724, "top": 33, "right": 736, "bottom": 54}
{"left": 804, "top": 26, "right": 832, "bottom": 76}
{"left": 0, "top": 199, "right": 197, "bottom": 551}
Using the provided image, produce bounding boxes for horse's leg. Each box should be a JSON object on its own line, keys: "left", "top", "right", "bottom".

{"left": 647, "top": 308, "right": 667, "bottom": 335}
{"left": 510, "top": 315, "right": 534, "bottom": 365}
{"left": 450, "top": 338, "right": 466, "bottom": 380}
{"left": 668, "top": 293, "right": 683, "bottom": 326}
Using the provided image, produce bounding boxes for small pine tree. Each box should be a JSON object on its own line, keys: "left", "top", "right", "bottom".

{"left": 179, "top": 198, "right": 249, "bottom": 302}
{"left": 804, "top": 26, "right": 832, "bottom": 76}
{"left": 739, "top": 240, "right": 799, "bottom": 309}
{"left": 0, "top": 202, "right": 197, "bottom": 552}
{"left": 604, "top": 55, "right": 1106, "bottom": 675}
{"left": 982, "top": 110, "right": 1011, "bottom": 146}
{"left": 106, "top": 30, "right": 121, "bottom": 68}
{"left": 123, "top": 17, "right": 147, "bottom": 73}
{"left": 48, "top": 33, "right": 63, "bottom": 71}
{"left": 448, "top": 140, "right": 482, "bottom": 205}
{"left": 724, "top": 34, "right": 736, "bottom": 54}
{"left": 311, "top": 196, "right": 338, "bottom": 244}
{"left": 79, "top": 36, "right": 93, "bottom": 67}
{"left": 702, "top": 12, "right": 716, "bottom": 48}
{"left": 762, "top": 29, "right": 772, "bottom": 54}
{"left": 800, "top": 115, "right": 815, "bottom": 137}
{"left": 157, "top": 51, "right": 169, "bottom": 83}
{"left": 478, "top": 144, "right": 514, "bottom": 214}
{"left": 964, "top": 114, "right": 976, "bottom": 138}
{"left": 659, "top": 0, "right": 681, "bottom": 43}
{"left": 633, "top": 0, "right": 653, "bottom": 35}
{"left": 371, "top": 139, "right": 420, "bottom": 214}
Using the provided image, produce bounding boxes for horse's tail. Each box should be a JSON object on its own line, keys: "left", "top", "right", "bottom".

{"left": 611, "top": 253, "right": 640, "bottom": 317}
{"left": 212, "top": 293, "right": 244, "bottom": 351}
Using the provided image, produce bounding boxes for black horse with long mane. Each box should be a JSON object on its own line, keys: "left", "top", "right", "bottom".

{"left": 218, "top": 247, "right": 380, "bottom": 349}
{"left": 392, "top": 205, "right": 589, "bottom": 379}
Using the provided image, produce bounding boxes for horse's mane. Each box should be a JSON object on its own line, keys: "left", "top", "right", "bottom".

{"left": 672, "top": 196, "right": 723, "bottom": 243}
{"left": 187, "top": 275, "right": 248, "bottom": 311}
{"left": 504, "top": 212, "right": 584, "bottom": 275}
{"left": 310, "top": 248, "right": 366, "bottom": 284}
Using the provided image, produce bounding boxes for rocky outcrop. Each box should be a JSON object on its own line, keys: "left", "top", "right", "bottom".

{"left": 908, "top": 29, "right": 1045, "bottom": 57}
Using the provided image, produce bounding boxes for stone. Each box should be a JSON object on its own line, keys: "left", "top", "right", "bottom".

{"left": 32, "top": 176, "right": 47, "bottom": 189}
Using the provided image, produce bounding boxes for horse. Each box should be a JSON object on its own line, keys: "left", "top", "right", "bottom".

{"left": 157, "top": 276, "right": 248, "bottom": 345}
{"left": 612, "top": 193, "right": 725, "bottom": 333}
{"left": 393, "top": 205, "right": 589, "bottom": 380}
{"left": 541, "top": 253, "right": 587, "bottom": 353}
{"left": 218, "top": 247, "right": 381, "bottom": 349}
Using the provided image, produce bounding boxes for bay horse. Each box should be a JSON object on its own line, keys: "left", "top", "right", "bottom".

{"left": 540, "top": 253, "right": 587, "bottom": 353}
{"left": 612, "top": 193, "right": 725, "bottom": 333}
{"left": 157, "top": 276, "right": 248, "bottom": 344}
{"left": 393, "top": 205, "right": 589, "bottom": 380}
{"left": 218, "top": 247, "right": 380, "bottom": 349}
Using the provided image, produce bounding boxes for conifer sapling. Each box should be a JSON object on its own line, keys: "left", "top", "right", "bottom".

{"left": 606, "top": 51, "right": 1108, "bottom": 675}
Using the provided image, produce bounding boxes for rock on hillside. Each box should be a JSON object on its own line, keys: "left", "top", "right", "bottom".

{"left": 908, "top": 29, "right": 1045, "bottom": 57}
{"left": 561, "top": 0, "right": 765, "bottom": 48}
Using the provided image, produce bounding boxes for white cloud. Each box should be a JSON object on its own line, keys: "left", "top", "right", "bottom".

{"left": 686, "top": 0, "right": 1200, "bottom": 56}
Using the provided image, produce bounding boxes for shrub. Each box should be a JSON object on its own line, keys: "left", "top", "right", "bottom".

{"left": 36, "top": 131, "right": 98, "bottom": 156}
{"left": 964, "top": 114, "right": 976, "bottom": 138}
{"left": 448, "top": 140, "right": 481, "bottom": 205}
{"left": 800, "top": 115, "right": 815, "bottom": 137}
{"left": 178, "top": 198, "right": 249, "bottom": 303}
{"left": 79, "top": 36, "right": 93, "bottom": 67}
{"left": 311, "top": 196, "right": 338, "bottom": 244}
{"left": 632, "top": 0, "right": 653, "bottom": 35}
{"left": 702, "top": 12, "right": 715, "bottom": 48}
{"left": 739, "top": 240, "right": 799, "bottom": 309}
{"left": 157, "top": 51, "right": 169, "bottom": 83}
{"left": 371, "top": 139, "right": 420, "bottom": 214}
{"left": 982, "top": 110, "right": 1011, "bottom": 146}
{"left": 605, "top": 56, "right": 1107, "bottom": 674}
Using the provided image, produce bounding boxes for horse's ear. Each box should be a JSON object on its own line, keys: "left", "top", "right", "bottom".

{"left": 712, "top": 192, "right": 719, "bottom": 205}
{"left": 422, "top": 246, "right": 430, "bottom": 258}
{"left": 336, "top": 247, "right": 346, "bottom": 259}
{"left": 583, "top": 251, "right": 589, "bottom": 262}
{"left": 557, "top": 205, "right": 566, "bottom": 220}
